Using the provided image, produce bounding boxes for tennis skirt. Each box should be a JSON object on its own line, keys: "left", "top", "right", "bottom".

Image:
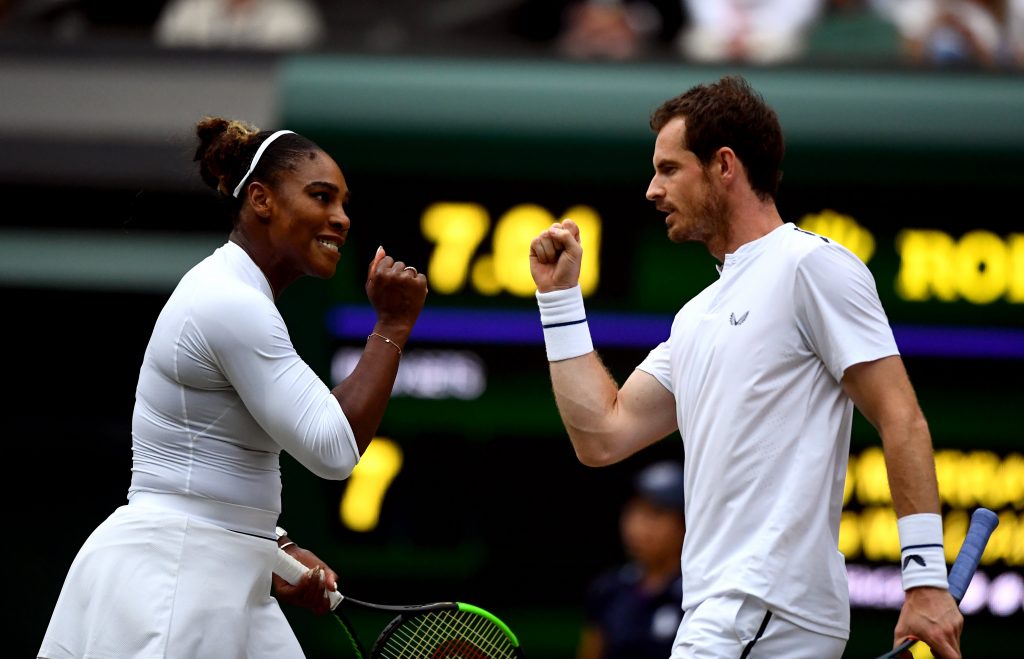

{"left": 38, "top": 500, "right": 305, "bottom": 658}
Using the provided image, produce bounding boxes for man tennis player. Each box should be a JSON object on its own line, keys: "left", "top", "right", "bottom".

{"left": 529, "top": 75, "right": 963, "bottom": 658}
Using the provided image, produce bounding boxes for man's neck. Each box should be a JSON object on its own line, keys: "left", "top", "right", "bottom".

{"left": 710, "top": 199, "right": 784, "bottom": 262}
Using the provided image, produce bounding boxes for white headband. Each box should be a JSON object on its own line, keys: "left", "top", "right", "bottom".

{"left": 232, "top": 129, "right": 295, "bottom": 198}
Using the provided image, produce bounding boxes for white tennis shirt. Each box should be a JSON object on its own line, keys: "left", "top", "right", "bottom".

{"left": 129, "top": 241, "right": 358, "bottom": 537}
{"left": 637, "top": 223, "right": 898, "bottom": 639}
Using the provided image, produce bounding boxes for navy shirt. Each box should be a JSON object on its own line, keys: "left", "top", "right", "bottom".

{"left": 583, "top": 563, "right": 684, "bottom": 659}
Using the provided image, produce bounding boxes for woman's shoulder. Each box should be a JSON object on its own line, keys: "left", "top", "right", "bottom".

{"left": 175, "top": 253, "right": 279, "bottom": 325}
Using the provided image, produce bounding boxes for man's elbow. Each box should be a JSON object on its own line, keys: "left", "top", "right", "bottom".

{"left": 571, "top": 435, "right": 621, "bottom": 468}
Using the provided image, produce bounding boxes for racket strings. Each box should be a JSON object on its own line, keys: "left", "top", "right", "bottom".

{"left": 377, "top": 608, "right": 517, "bottom": 658}
{"left": 383, "top": 616, "right": 508, "bottom": 659}
{"left": 382, "top": 610, "right": 507, "bottom": 659}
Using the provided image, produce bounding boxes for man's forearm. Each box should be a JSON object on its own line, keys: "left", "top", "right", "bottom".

{"left": 881, "top": 413, "right": 942, "bottom": 517}
{"left": 550, "top": 352, "right": 623, "bottom": 466}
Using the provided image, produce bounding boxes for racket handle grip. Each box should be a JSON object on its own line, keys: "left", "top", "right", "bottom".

{"left": 947, "top": 507, "right": 999, "bottom": 603}
{"left": 274, "top": 546, "right": 344, "bottom": 610}
{"left": 875, "top": 507, "right": 1000, "bottom": 659}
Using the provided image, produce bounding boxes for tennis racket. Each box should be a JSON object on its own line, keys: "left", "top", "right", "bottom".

{"left": 274, "top": 547, "right": 525, "bottom": 658}
{"left": 874, "top": 507, "right": 1000, "bottom": 659}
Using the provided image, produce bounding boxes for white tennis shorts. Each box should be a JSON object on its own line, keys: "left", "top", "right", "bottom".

{"left": 671, "top": 593, "right": 846, "bottom": 658}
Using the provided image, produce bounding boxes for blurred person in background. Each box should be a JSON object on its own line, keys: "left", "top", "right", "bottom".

{"left": 38, "top": 118, "right": 428, "bottom": 658}
{"left": 870, "top": 0, "right": 1008, "bottom": 67}
{"left": 578, "top": 460, "right": 686, "bottom": 659}
{"left": 1010, "top": 0, "right": 1024, "bottom": 64}
{"left": 678, "top": 0, "right": 828, "bottom": 64}
{"left": 312, "top": 0, "right": 684, "bottom": 58}
{"left": 154, "top": 0, "right": 324, "bottom": 49}
{"left": 531, "top": 0, "right": 829, "bottom": 63}
{"left": 554, "top": 0, "right": 687, "bottom": 60}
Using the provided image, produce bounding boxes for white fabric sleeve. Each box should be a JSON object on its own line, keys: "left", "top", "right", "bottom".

{"left": 794, "top": 243, "right": 900, "bottom": 382}
{"left": 636, "top": 339, "right": 674, "bottom": 394}
{"left": 195, "top": 290, "right": 359, "bottom": 480}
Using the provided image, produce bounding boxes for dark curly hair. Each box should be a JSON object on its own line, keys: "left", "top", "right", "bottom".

{"left": 193, "top": 116, "right": 321, "bottom": 221}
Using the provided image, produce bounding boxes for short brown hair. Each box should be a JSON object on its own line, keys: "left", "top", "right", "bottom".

{"left": 650, "top": 75, "right": 784, "bottom": 200}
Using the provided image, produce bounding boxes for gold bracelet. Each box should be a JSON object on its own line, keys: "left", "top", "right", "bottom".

{"left": 368, "top": 331, "right": 402, "bottom": 356}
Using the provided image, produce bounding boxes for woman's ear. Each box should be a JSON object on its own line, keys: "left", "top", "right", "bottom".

{"left": 247, "top": 181, "right": 274, "bottom": 222}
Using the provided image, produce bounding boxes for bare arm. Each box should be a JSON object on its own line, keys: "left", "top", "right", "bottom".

{"left": 333, "top": 246, "right": 427, "bottom": 454}
{"left": 842, "top": 355, "right": 963, "bottom": 659}
{"left": 552, "top": 357, "right": 677, "bottom": 466}
{"left": 842, "top": 355, "right": 939, "bottom": 517}
{"left": 532, "top": 219, "right": 677, "bottom": 466}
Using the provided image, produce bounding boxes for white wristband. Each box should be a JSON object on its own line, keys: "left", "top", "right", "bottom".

{"left": 536, "top": 285, "right": 594, "bottom": 362}
{"left": 897, "top": 513, "right": 949, "bottom": 591}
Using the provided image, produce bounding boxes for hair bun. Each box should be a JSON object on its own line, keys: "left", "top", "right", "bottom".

{"left": 194, "top": 116, "right": 260, "bottom": 195}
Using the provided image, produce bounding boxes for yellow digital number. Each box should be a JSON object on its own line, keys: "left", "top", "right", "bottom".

{"left": 421, "top": 203, "right": 490, "bottom": 295}
{"left": 488, "top": 204, "right": 553, "bottom": 297}
{"left": 423, "top": 201, "right": 603, "bottom": 298}
{"left": 339, "top": 437, "right": 402, "bottom": 532}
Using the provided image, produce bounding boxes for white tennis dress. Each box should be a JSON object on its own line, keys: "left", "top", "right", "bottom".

{"left": 39, "top": 241, "right": 359, "bottom": 658}
{"left": 638, "top": 223, "right": 899, "bottom": 645}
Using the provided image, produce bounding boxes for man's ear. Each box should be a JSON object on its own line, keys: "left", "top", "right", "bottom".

{"left": 715, "top": 147, "right": 737, "bottom": 180}
{"left": 714, "top": 147, "right": 747, "bottom": 189}
{"left": 247, "top": 181, "right": 273, "bottom": 222}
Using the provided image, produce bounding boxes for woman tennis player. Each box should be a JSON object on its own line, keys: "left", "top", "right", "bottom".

{"left": 38, "top": 117, "right": 427, "bottom": 658}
